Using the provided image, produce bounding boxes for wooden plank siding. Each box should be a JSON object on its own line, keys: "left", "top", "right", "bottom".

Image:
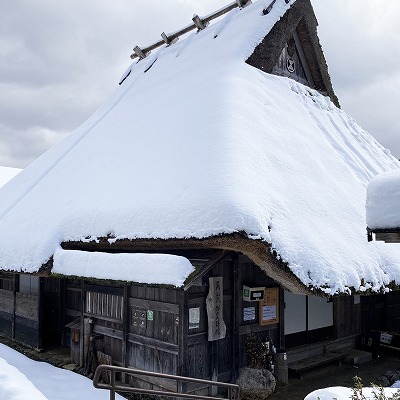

{"left": 333, "top": 296, "right": 361, "bottom": 339}
{"left": 127, "top": 286, "right": 180, "bottom": 391}
{"left": 15, "top": 292, "right": 40, "bottom": 348}
{"left": 0, "top": 289, "right": 14, "bottom": 337}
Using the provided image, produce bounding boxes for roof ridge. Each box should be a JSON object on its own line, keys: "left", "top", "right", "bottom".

{"left": 130, "top": 0, "right": 255, "bottom": 60}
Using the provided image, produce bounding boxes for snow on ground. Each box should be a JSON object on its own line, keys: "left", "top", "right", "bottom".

{"left": 305, "top": 385, "right": 400, "bottom": 399}
{"left": 0, "top": 0, "right": 399, "bottom": 294}
{"left": 0, "top": 166, "right": 21, "bottom": 188}
{"left": 53, "top": 248, "right": 194, "bottom": 286}
{"left": 367, "top": 169, "right": 400, "bottom": 229}
{"left": 0, "top": 344, "right": 123, "bottom": 400}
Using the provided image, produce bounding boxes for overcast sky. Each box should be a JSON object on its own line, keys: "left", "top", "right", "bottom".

{"left": 0, "top": 0, "right": 399, "bottom": 168}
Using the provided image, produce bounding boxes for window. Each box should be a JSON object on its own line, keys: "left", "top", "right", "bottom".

{"left": 19, "top": 274, "right": 40, "bottom": 294}
{"left": 85, "top": 291, "right": 123, "bottom": 320}
{"left": 0, "top": 273, "right": 14, "bottom": 291}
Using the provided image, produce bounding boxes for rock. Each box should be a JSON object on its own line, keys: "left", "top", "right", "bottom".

{"left": 62, "top": 363, "right": 78, "bottom": 371}
{"left": 384, "top": 370, "right": 400, "bottom": 385}
{"left": 376, "top": 376, "right": 390, "bottom": 387}
{"left": 236, "top": 367, "right": 276, "bottom": 400}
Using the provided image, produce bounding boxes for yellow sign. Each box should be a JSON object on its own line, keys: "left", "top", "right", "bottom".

{"left": 259, "top": 287, "right": 279, "bottom": 326}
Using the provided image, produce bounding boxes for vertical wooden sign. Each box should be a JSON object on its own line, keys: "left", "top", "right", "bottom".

{"left": 206, "top": 277, "right": 226, "bottom": 341}
{"left": 259, "top": 287, "right": 279, "bottom": 326}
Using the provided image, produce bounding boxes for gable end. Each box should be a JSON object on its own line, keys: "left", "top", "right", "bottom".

{"left": 246, "top": 0, "right": 339, "bottom": 107}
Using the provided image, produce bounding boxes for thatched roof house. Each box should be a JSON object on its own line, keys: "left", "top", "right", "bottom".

{"left": 0, "top": 0, "right": 399, "bottom": 297}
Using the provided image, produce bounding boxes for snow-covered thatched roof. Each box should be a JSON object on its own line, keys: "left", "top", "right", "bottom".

{"left": 0, "top": 166, "right": 21, "bottom": 188}
{"left": 0, "top": 0, "right": 400, "bottom": 294}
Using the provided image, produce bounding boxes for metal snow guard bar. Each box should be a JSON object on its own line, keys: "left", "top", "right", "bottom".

{"left": 93, "top": 364, "right": 240, "bottom": 400}
{"left": 130, "top": 0, "right": 252, "bottom": 59}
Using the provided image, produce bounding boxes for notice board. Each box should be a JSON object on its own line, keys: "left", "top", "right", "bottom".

{"left": 259, "top": 287, "right": 279, "bottom": 326}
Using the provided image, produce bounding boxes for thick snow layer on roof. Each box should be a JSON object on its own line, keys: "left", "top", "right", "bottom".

{"left": 0, "top": 166, "right": 21, "bottom": 188}
{"left": 367, "top": 169, "right": 400, "bottom": 229}
{"left": 53, "top": 248, "right": 194, "bottom": 286}
{"left": 0, "top": 0, "right": 399, "bottom": 294}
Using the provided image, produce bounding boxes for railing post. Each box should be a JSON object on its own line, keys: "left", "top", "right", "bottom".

{"left": 110, "top": 369, "right": 115, "bottom": 400}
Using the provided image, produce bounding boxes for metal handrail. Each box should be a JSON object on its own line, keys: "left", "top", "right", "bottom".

{"left": 93, "top": 364, "right": 240, "bottom": 400}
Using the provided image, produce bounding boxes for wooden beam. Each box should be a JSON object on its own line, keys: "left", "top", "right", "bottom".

{"left": 93, "top": 324, "right": 123, "bottom": 340}
{"left": 161, "top": 32, "right": 178, "bottom": 46}
{"left": 128, "top": 333, "right": 179, "bottom": 355}
{"left": 192, "top": 15, "right": 209, "bottom": 31}
{"left": 129, "top": 297, "right": 179, "bottom": 314}
{"left": 184, "top": 250, "right": 227, "bottom": 291}
{"left": 370, "top": 229, "right": 400, "bottom": 243}
{"left": 133, "top": 46, "right": 147, "bottom": 59}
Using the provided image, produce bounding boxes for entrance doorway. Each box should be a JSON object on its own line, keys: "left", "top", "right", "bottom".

{"left": 284, "top": 291, "right": 333, "bottom": 348}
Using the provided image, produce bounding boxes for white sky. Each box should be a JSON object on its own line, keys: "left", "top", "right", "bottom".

{"left": 0, "top": 0, "right": 399, "bottom": 168}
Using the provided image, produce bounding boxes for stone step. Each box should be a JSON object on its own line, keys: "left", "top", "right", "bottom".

{"left": 344, "top": 349, "right": 373, "bottom": 365}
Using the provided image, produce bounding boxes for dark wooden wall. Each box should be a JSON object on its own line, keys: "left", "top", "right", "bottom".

{"left": 0, "top": 274, "right": 41, "bottom": 349}
{"left": 0, "top": 288, "right": 14, "bottom": 337}
{"left": 62, "top": 252, "right": 283, "bottom": 389}
{"left": 237, "top": 256, "right": 282, "bottom": 366}
{"left": 184, "top": 254, "right": 282, "bottom": 389}
{"left": 334, "top": 296, "right": 361, "bottom": 339}
{"left": 185, "top": 257, "right": 234, "bottom": 386}
{"left": 127, "top": 286, "right": 179, "bottom": 391}
{"left": 15, "top": 292, "right": 40, "bottom": 348}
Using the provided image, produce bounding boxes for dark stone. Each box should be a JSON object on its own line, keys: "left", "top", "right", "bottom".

{"left": 237, "top": 367, "right": 276, "bottom": 400}
{"left": 377, "top": 375, "right": 390, "bottom": 387}
{"left": 384, "top": 370, "right": 400, "bottom": 385}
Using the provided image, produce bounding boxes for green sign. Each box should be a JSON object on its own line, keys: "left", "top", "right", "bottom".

{"left": 147, "top": 310, "right": 154, "bottom": 321}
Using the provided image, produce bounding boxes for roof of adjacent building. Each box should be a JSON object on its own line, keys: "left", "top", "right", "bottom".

{"left": 367, "top": 170, "right": 400, "bottom": 236}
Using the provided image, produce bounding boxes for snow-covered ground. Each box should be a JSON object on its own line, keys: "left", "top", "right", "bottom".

{"left": 0, "top": 344, "right": 123, "bottom": 400}
{"left": 305, "top": 385, "right": 400, "bottom": 399}
{"left": 3, "top": 341, "right": 400, "bottom": 400}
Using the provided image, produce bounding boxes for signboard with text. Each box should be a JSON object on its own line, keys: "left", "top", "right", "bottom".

{"left": 259, "top": 287, "right": 279, "bottom": 326}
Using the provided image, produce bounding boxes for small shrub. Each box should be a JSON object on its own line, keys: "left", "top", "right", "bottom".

{"left": 350, "top": 376, "right": 400, "bottom": 400}
{"left": 242, "top": 333, "right": 272, "bottom": 369}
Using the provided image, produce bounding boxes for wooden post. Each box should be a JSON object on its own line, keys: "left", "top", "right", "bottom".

{"left": 231, "top": 253, "right": 240, "bottom": 382}
{"left": 38, "top": 277, "right": 43, "bottom": 350}
{"left": 80, "top": 281, "right": 85, "bottom": 367}
{"left": 60, "top": 278, "right": 66, "bottom": 346}
{"left": 177, "top": 290, "right": 188, "bottom": 393}
{"left": 12, "top": 274, "right": 17, "bottom": 340}
{"left": 279, "top": 287, "right": 285, "bottom": 349}
{"left": 122, "top": 284, "right": 129, "bottom": 382}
